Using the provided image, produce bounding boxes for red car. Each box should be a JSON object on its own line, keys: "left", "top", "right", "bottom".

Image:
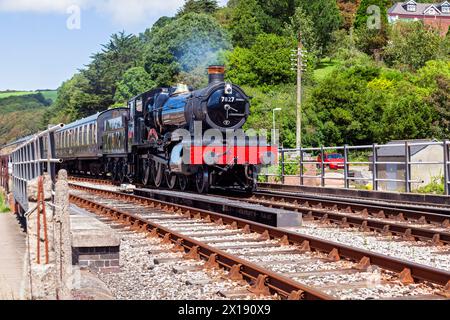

{"left": 317, "top": 153, "right": 345, "bottom": 170}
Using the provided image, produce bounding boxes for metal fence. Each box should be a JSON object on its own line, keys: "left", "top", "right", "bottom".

{"left": 258, "top": 140, "right": 450, "bottom": 195}
{"left": 9, "top": 125, "right": 63, "bottom": 211}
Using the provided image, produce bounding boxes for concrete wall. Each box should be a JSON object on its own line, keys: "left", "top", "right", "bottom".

{"left": 376, "top": 145, "right": 444, "bottom": 192}
{"left": 411, "top": 144, "right": 444, "bottom": 189}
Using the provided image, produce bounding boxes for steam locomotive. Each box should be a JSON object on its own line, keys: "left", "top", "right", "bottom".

{"left": 54, "top": 66, "right": 276, "bottom": 193}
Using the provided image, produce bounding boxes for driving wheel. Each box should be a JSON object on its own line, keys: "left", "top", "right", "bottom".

{"left": 153, "top": 162, "right": 165, "bottom": 188}
{"left": 165, "top": 171, "right": 177, "bottom": 190}
{"left": 179, "top": 175, "right": 189, "bottom": 191}
{"left": 195, "top": 166, "right": 209, "bottom": 194}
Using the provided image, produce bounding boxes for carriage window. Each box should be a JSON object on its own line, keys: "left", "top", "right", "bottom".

{"left": 93, "top": 123, "right": 96, "bottom": 144}
{"left": 136, "top": 98, "right": 143, "bottom": 113}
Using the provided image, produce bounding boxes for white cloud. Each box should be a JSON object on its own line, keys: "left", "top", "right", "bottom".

{"left": 0, "top": 0, "right": 229, "bottom": 26}
{"left": 0, "top": 0, "right": 88, "bottom": 13}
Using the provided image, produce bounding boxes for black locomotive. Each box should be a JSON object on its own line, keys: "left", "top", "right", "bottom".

{"left": 55, "top": 66, "right": 275, "bottom": 193}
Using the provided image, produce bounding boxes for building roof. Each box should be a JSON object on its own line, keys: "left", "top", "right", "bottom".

{"left": 388, "top": 1, "right": 450, "bottom": 16}
{"left": 376, "top": 139, "right": 436, "bottom": 157}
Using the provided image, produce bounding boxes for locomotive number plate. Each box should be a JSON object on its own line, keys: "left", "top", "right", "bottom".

{"left": 221, "top": 97, "right": 235, "bottom": 103}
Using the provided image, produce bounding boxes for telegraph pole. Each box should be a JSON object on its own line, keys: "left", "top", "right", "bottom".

{"left": 291, "top": 34, "right": 306, "bottom": 153}
{"left": 296, "top": 34, "right": 303, "bottom": 152}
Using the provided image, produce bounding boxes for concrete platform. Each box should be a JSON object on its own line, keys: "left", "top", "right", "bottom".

{"left": 70, "top": 205, "right": 120, "bottom": 273}
{"left": 0, "top": 213, "right": 26, "bottom": 300}
{"left": 70, "top": 207, "right": 120, "bottom": 248}
{"left": 134, "top": 188, "right": 302, "bottom": 228}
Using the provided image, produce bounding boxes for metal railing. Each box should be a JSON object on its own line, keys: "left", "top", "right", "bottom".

{"left": 258, "top": 140, "right": 450, "bottom": 195}
{"left": 9, "top": 125, "right": 63, "bottom": 211}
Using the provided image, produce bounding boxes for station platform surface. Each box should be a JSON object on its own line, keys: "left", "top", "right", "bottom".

{"left": 0, "top": 213, "right": 26, "bottom": 300}
{"left": 70, "top": 204, "right": 120, "bottom": 248}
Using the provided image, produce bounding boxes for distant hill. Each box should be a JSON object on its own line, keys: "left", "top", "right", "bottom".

{"left": 0, "top": 91, "right": 57, "bottom": 146}
{"left": 0, "top": 90, "right": 58, "bottom": 102}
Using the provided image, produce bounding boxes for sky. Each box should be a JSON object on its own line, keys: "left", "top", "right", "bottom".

{"left": 0, "top": 0, "right": 228, "bottom": 91}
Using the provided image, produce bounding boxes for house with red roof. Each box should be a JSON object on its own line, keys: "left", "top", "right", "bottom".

{"left": 388, "top": 1, "right": 450, "bottom": 35}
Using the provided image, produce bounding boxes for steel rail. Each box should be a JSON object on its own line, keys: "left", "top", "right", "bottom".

{"left": 237, "top": 194, "right": 450, "bottom": 244}
{"left": 69, "top": 183, "right": 450, "bottom": 287}
{"left": 255, "top": 190, "right": 450, "bottom": 224}
{"left": 258, "top": 183, "right": 450, "bottom": 213}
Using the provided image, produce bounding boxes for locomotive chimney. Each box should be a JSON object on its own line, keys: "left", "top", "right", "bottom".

{"left": 207, "top": 65, "right": 225, "bottom": 84}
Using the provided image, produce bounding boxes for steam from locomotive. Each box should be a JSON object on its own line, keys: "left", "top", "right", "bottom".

{"left": 55, "top": 66, "right": 277, "bottom": 193}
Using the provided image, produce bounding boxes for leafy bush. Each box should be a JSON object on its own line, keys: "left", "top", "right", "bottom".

{"left": 415, "top": 176, "right": 445, "bottom": 195}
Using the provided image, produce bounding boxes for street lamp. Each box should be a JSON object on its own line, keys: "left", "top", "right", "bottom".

{"left": 272, "top": 108, "right": 282, "bottom": 146}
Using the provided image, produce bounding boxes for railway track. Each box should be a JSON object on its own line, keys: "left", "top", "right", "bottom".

{"left": 68, "top": 181, "right": 450, "bottom": 300}
{"left": 75, "top": 177, "right": 450, "bottom": 244}
{"left": 258, "top": 183, "right": 450, "bottom": 215}
{"left": 231, "top": 192, "right": 450, "bottom": 245}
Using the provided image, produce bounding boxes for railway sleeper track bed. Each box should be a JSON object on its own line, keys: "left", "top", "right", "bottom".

{"left": 85, "top": 218, "right": 276, "bottom": 300}
{"left": 68, "top": 176, "right": 450, "bottom": 239}
{"left": 70, "top": 176, "right": 450, "bottom": 215}
{"left": 68, "top": 183, "right": 450, "bottom": 300}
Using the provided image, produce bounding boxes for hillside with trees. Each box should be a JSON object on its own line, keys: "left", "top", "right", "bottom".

{"left": 34, "top": 0, "right": 450, "bottom": 148}
{"left": 0, "top": 92, "right": 54, "bottom": 145}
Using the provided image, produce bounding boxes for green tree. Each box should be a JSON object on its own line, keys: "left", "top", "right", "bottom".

{"left": 428, "top": 75, "right": 450, "bottom": 137}
{"left": 353, "top": 0, "right": 390, "bottom": 55}
{"left": 308, "top": 60, "right": 384, "bottom": 145}
{"left": 415, "top": 61, "right": 450, "bottom": 138}
{"left": 256, "top": 0, "right": 297, "bottom": 34}
{"left": 44, "top": 73, "right": 98, "bottom": 124}
{"left": 226, "top": 33, "right": 296, "bottom": 87}
{"left": 298, "top": 0, "right": 342, "bottom": 55}
{"left": 114, "top": 67, "right": 156, "bottom": 105}
{"left": 229, "top": 0, "right": 264, "bottom": 48}
{"left": 354, "top": 0, "right": 388, "bottom": 29}
{"left": 81, "top": 31, "right": 143, "bottom": 114}
{"left": 177, "top": 0, "right": 219, "bottom": 16}
{"left": 286, "top": 6, "right": 320, "bottom": 69}
{"left": 383, "top": 21, "right": 446, "bottom": 70}
{"left": 381, "top": 83, "right": 434, "bottom": 140}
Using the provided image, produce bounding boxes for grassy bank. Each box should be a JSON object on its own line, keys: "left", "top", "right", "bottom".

{"left": 0, "top": 193, "right": 10, "bottom": 213}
